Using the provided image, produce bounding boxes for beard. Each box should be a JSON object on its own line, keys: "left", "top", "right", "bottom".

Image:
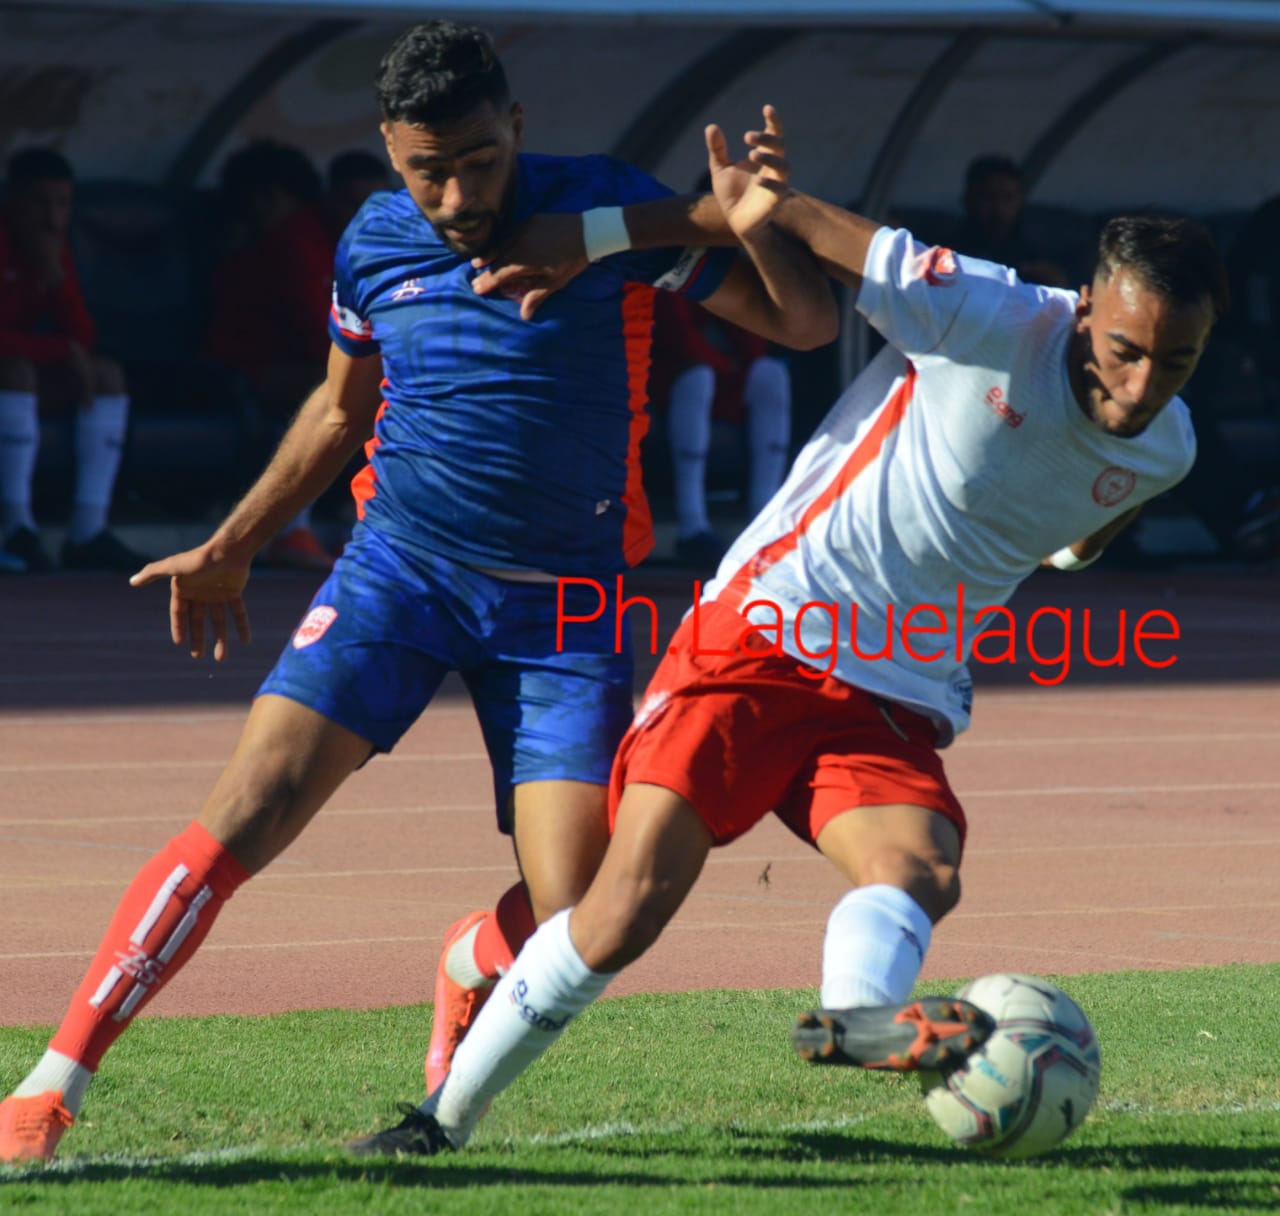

{"left": 432, "top": 210, "right": 504, "bottom": 257}
{"left": 430, "top": 175, "right": 519, "bottom": 258}
{"left": 1085, "top": 385, "right": 1153, "bottom": 439}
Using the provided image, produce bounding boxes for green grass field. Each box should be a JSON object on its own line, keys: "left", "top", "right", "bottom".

{"left": 2, "top": 965, "right": 1277, "bottom": 1214}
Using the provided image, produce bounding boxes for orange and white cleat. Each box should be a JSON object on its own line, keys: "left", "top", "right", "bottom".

{"left": 425, "top": 910, "right": 494, "bottom": 1092}
{"left": 791, "top": 997, "right": 994, "bottom": 1072}
{"left": 0, "top": 1091, "right": 75, "bottom": 1163}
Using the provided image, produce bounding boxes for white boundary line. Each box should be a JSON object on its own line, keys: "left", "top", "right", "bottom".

{"left": 3, "top": 1102, "right": 1278, "bottom": 1175}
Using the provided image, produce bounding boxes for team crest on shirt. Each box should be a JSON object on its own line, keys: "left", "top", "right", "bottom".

{"left": 917, "top": 245, "right": 958, "bottom": 287}
{"left": 1092, "top": 466, "right": 1137, "bottom": 507}
{"left": 292, "top": 606, "right": 338, "bottom": 649}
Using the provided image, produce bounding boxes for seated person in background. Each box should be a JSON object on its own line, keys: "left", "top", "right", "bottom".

{"left": 1192, "top": 192, "right": 1280, "bottom": 559}
{"left": 205, "top": 140, "right": 336, "bottom": 571}
{"left": 1226, "top": 192, "right": 1280, "bottom": 402}
{"left": 0, "top": 147, "right": 149, "bottom": 573}
{"left": 951, "top": 155, "right": 1072, "bottom": 289}
{"left": 649, "top": 288, "right": 792, "bottom": 570}
{"left": 318, "top": 149, "right": 391, "bottom": 245}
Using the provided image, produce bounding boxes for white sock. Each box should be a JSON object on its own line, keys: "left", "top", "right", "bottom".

{"left": 444, "top": 919, "right": 493, "bottom": 990}
{"left": 820, "top": 884, "right": 934, "bottom": 1008}
{"left": 70, "top": 394, "right": 128, "bottom": 543}
{"left": 425, "top": 909, "right": 613, "bottom": 1146}
{"left": 744, "top": 357, "right": 791, "bottom": 516}
{"left": 667, "top": 364, "right": 714, "bottom": 539}
{"left": 12, "top": 1049, "right": 93, "bottom": 1118}
{"left": 0, "top": 390, "right": 39, "bottom": 536}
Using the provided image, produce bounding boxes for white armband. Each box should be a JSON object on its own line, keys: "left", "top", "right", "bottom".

{"left": 1048, "top": 545, "right": 1099, "bottom": 571}
{"left": 581, "top": 207, "right": 630, "bottom": 262}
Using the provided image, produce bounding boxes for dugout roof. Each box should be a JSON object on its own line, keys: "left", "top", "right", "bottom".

{"left": 13, "top": 0, "right": 1280, "bottom": 385}
{"left": 6, "top": 0, "right": 1280, "bottom": 215}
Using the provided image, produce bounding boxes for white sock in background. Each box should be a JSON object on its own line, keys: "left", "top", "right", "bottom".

{"left": 820, "top": 884, "right": 934, "bottom": 1008}
{"left": 0, "top": 390, "right": 39, "bottom": 536}
{"left": 69, "top": 394, "right": 129, "bottom": 544}
{"left": 744, "top": 356, "right": 791, "bottom": 516}
{"left": 426, "top": 909, "right": 614, "bottom": 1147}
{"left": 667, "top": 364, "right": 715, "bottom": 539}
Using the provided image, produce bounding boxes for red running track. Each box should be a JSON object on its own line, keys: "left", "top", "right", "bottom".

{"left": 1, "top": 566, "right": 1277, "bottom": 1027}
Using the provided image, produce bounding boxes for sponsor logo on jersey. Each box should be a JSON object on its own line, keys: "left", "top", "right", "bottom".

{"left": 984, "top": 385, "right": 1024, "bottom": 428}
{"left": 1092, "top": 466, "right": 1137, "bottom": 507}
{"left": 917, "top": 245, "right": 958, "bottom": 287}
{"left": 390, "top": 278, "right": 426, "bottom": 301}
{"left": 292, "top": 605, "right": 338, "bottom": 649}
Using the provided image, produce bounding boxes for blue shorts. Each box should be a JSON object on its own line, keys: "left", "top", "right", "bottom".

{"left": 258, "top": 525, "right": 635, "bottom": 831}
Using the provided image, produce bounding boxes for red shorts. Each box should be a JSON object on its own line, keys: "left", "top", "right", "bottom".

{"left": 608, "top": 601, "right": 966, "bottom": 848}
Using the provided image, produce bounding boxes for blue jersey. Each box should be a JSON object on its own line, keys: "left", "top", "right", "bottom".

{"left": 330, "top": 153, "right": 736, "bottom": 575}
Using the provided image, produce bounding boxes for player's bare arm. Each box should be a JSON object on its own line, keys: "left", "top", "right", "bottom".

{"left": 1039, "top": 506, "right": 1142, "bottom": 570}
{"left": 770, "top": 190, "right": 884, "bottom": 292}
{"left": 471, "top": 191, "right": 734, "bottom": 321}
{"left": 697, "top": 105, "right": 838, "bottom": 350}
{"left": 129, "top": 345, "right": 384, "bottom": 661}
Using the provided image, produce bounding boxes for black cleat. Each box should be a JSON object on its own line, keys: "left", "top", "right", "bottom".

{"left": 344, "top": 1104, "right": 455, "bottom": 1158}
{"left": 791, "top": 996, "right": 994, "bottom": 1072}
{"left": 3, "top": 527, "right": 52, "bottom": 573}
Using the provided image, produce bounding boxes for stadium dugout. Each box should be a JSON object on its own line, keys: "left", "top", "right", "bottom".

{"left": 4, "top": 0, "right": 1280, "bottom": 559}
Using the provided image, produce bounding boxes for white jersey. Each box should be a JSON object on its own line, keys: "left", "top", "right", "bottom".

{"left": 701, "top": 226, "right": 1196, "bottom": 745}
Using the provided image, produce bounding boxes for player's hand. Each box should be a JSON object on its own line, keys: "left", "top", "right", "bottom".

{"left": 706, "top": 104, "right": 791, "bottom": 240}
{"left": 470, "top": 212, "right": 589, "bottom": 321}
{"left": 129, "top": 544, "right": 253, "bottom": 662}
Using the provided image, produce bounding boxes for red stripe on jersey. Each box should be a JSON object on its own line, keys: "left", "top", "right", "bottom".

{"left": 350, "top": 395, "right": 389, "bottom": 520}
{"left": 620, "top": 282, "right": 657, "bottom": 566}
{"left": 715, "top": 362, "right": 917, "bottom": 610}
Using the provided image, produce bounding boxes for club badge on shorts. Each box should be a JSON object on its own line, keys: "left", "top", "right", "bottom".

{"left": 293, "top": 605, "right": 338, "bottom": 649}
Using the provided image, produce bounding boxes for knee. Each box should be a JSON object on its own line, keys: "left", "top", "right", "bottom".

{"left": 862, "top": 846, "right": 961, "bottom": 924}
{"left": 0, "top": 357, "right": 37, "bottom": 393}
{"left": 527, "top": 858, "right": 603, "bottom": 924}
{"left": 92, "top": 356, "right": 126, "bottom": 396}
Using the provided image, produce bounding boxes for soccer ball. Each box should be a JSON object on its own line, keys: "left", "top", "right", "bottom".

{"left": 920, "top": 973, "right": 1101, "bottom": 1159}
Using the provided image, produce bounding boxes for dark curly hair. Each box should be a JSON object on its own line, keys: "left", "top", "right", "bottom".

{"left": 1095, "top": 214, "right": 1230, "bottom": 320}
{"left": 376, "top": 21, "right": 510, "bottom": 125}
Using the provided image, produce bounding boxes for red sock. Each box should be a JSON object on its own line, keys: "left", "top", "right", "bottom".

{"left": 49, "top": 822, "right": 249, "bottom": 1071}
{"left": 472, "top": 882, "right": 537, "bottom": 980}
